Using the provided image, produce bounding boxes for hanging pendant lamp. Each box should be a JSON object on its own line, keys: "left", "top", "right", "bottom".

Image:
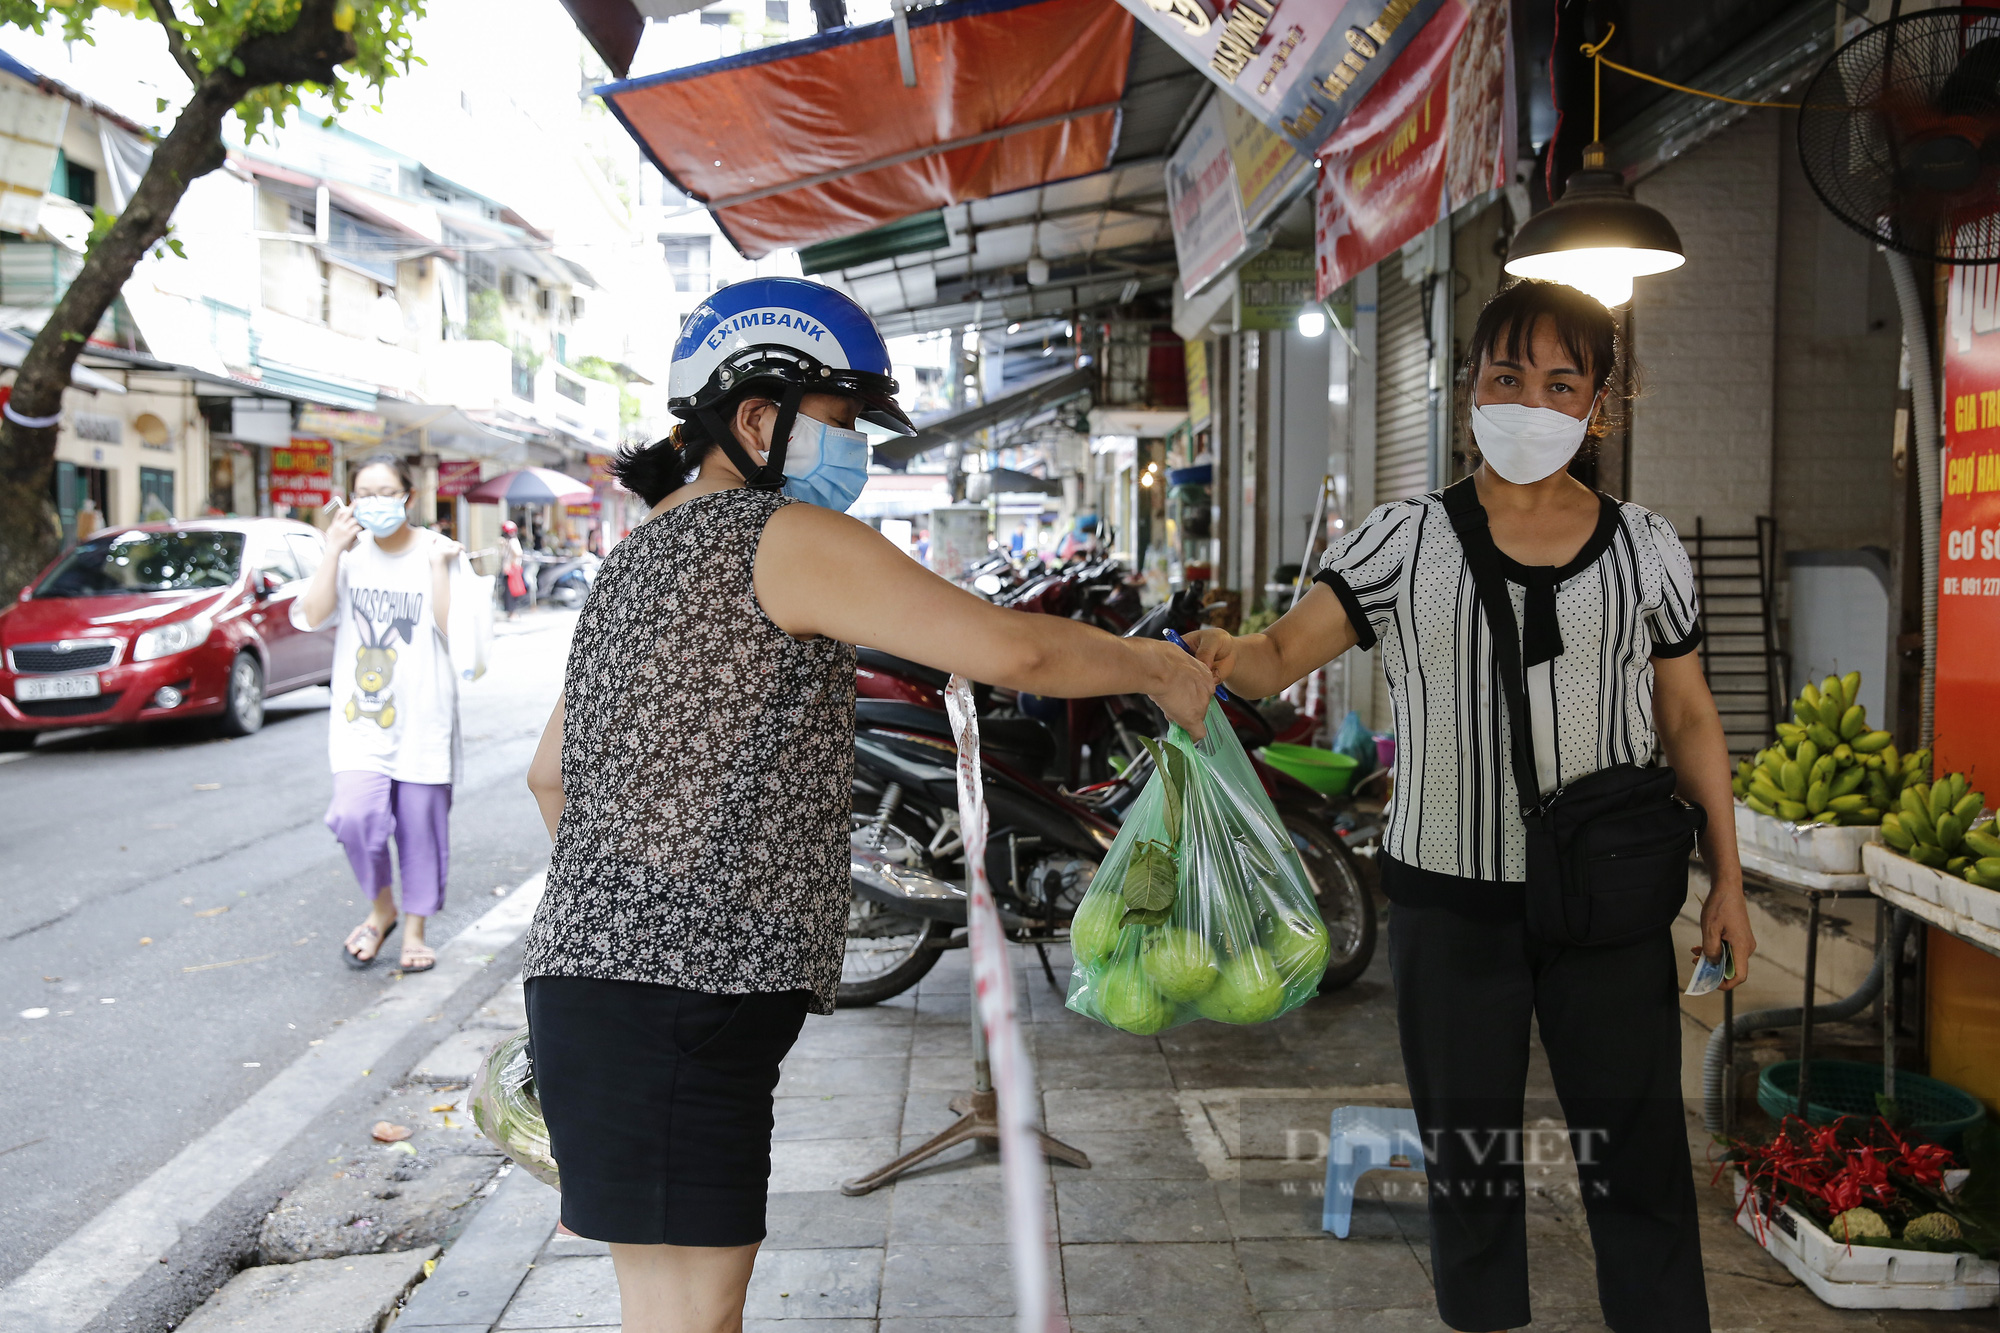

{"left": 1505, "top": 27, "right": 1685, "bottom": 307}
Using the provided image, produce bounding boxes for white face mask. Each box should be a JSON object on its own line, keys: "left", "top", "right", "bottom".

{"left": 1469, "top": 399, "right": 1598, "bottom": 484}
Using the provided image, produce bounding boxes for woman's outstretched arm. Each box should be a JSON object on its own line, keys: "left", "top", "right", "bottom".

{"left": 756, "top": 504, "right": 1218, "bottom": 736}
{"left": 1179, "top": 583, "right": 1361, "bottom": 699}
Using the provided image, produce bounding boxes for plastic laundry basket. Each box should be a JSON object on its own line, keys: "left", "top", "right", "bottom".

{"left": 1757, "top": 1059, "right": 1986, "bottom": 1150}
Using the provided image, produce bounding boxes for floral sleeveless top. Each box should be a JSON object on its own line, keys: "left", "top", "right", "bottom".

{"left": 523, "top": 488, "right": 856, "bottom": 1013}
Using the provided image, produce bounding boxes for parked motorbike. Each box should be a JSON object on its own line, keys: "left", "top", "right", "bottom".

{"left": 840, "top": 586, "right": 1378, "bottom": 1007}
{"left": 529, "top": 552, "right": 598, "bottom": 609}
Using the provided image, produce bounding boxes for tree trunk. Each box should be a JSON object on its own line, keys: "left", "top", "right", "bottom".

{"left": 0, "top": 2, "right": 355, "bottom": 599}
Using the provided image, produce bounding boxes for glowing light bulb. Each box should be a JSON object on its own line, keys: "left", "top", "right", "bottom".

{"left": 1296, "top": 310, "right": 1326, "bottom": 338}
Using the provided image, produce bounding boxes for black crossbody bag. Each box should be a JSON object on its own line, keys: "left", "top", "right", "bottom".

{"left": 1440, "top": 478, "right": 1705, "bottom": 947}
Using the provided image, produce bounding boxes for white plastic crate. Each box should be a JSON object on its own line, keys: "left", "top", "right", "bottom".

{"left": 1731, "top": 1175, "right": 1999, "bottom": 1309}
{"left": 1865, "top": 842, "right": 1956, "bottom": 912}
{"left": 1734, "top": 802, "right": 1879, "bottom": 875}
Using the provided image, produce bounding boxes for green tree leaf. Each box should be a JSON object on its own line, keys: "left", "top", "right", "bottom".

{"left": 1121, "top": 839, "right": 1177, "bottom": 914}
{"left": 1119, "top": 906, "right": 1172, "bottom": 929}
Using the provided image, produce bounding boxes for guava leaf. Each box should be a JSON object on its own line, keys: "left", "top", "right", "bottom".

{"left": 1121, "top": 840, "right": 1177, "bottom": 913}
{"left": 1120, "top": 906, "right": 1172, "bottom": 928}
{"left": 1162, "top": 744, "right": 1189, "bottom": 843}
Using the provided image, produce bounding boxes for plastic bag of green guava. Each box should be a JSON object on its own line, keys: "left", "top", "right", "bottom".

{"left": 470, "top": 1027, "right": 561, "bottom": 1189}
{"left": 1066, "top": 697, "right": 1329, "bottom": 1033}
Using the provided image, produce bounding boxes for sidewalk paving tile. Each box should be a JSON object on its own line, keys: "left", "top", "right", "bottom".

{"left": 409, "top": 1027, "right": 510, "bottom": 1086}
{"left": 1034, "top": 1053, "right": 1174, "bottom": 1090}
{"left": 1067, "top": 1317, "right": 1264, "bottom": 1333}
{"left": 1258, "top": 1310, "right": 1454, "bottom": 1333}
{"left": 878, "top": 1243, "right": 1016, "bottom": 1318}
{"left": 178, "top": 1248, "right": 438, "bottom": 1333}
{"left": 744, "top": 1322, "right": 880, "bottom": 1333}
{"left": 493, "top": 1255, "right": 618, "bottom": 1328}
{"left": 878, "top": 1320, "right": 1016, "bottom": 1332}
{"left": 766, "top": 1189, "right": 894, "bottom": 1250}
{"left": 1236, "top": 1236, "right": 1437, "bottom": 1312}
{"left": 1060, "top": 1241, "right": 1257, "bottom": 1317}
{"left": 1037, "top": 1130, "right": 1205, "bottom": 1180}
{"left": 744, "top": 1246, "right": 883, "bottom": 1319}
{"left": 395, "top": 1169, "right": 561, "bottom": 1329}
{"left": 885, "top": 1179, "right": 1015, "bottom": 1245}
{"left": 779, "top": 1055, "right": 911, "bottom": 1097}
{"left": 770, "top": 1135, "right": 904, "bottom": 1193}
{"left": 792, "top": 1020, "right": 918, "bottom": 1057}
{"left": 1053, "top": 1179, "right": 1228, "bottom": 1244}
{"left": 1042, "top": 1088, "right": 1184, "bottom": 1135}
{"left": 774, "top": 1092, "right": 906, "bottom": 1142}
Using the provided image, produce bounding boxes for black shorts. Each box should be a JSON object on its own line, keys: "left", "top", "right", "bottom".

{"left": 524, "top": 976, "right": 811, "bottom": 1246}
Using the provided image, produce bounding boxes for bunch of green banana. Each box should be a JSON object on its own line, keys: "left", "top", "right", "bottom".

{"left": 1732, "top": 671, "right": 1908, "bottom": 826}
{"left": 1880, "top": 771, "right": 1997, "bottom": 884}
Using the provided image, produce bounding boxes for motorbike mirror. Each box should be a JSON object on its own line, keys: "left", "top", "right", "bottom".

{"left": 254, "top": 570, "right": 283, "bottom": 598}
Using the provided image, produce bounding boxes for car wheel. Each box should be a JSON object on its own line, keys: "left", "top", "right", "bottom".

{"left": 216, "top": 652, "right": 265, "bottom": 737}
{"left": 0, "top": 731, "right": 31, "bottom": 752}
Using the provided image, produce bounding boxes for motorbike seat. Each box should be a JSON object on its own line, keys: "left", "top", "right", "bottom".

{"left": 856, "top": 645, "right": 951, "bottom": 692}
{"left": 855, "top": 699, "right": 1055, "bottom": 773}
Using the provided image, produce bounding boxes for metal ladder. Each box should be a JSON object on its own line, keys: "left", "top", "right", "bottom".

{"left": 1688, "top": 517, "right": 1787, "bottom": 761}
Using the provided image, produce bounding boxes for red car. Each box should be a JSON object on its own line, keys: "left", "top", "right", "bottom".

{"left": 0, "top": 518, "right": 336, "bottom": 747}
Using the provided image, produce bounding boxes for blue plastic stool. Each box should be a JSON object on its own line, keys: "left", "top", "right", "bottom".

{"left": 1321, "top": 1105, "right": 1427, "bottom": 1238}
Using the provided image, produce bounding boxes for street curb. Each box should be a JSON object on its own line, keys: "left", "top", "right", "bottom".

{"left": 0, "top": 873, "right": 547, "bottom": 1333}
{"left": 391, "top": 1167, "right": 561, "bottom": 1330}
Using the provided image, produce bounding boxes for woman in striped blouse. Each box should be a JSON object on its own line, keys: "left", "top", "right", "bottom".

{"left": 1188, "top": 279, "right": 1752, "bottom": 1333}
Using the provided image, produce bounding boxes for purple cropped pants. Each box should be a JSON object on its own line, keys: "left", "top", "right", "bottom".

{"left": 325, "top": 771, "right": 453, "bottom": 917}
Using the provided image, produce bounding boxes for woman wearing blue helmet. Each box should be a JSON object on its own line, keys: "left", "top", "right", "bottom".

{"left": 519, "top": 277, "right": 1214, "bottom": 1332}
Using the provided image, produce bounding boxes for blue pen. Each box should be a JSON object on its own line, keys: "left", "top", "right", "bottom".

{"left": 1163, "top": 628, "right": 1230, "bottom": 702}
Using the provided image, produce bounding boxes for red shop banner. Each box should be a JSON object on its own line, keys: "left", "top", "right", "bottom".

{"left": 437, "top": 460, "right": 483, "bottom": 499}
{"left": 1937, "top": 264, "right": 2000, "bottom": 785}
{"left": 1314, "top": 0, "right": 1509, "bottom": 300}
{"left": 271, "top": 436, "right": 334, "bottom": 509}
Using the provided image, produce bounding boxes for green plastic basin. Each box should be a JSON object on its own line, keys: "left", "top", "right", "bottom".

{"left": 1259, "top": 742, "right": 1358, "bottom": 795}
{"left": 1756, "top": 1059, "right": 1987, "bottom": 1150}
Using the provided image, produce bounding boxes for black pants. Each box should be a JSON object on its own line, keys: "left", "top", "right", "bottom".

{"left": 1388, "top": 902, "right": 1709, "bottom": 1333}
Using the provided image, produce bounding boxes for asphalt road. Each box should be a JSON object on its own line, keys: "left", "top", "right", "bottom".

{"left": 0, "top": 608, "right": 574, "bottom": 1287}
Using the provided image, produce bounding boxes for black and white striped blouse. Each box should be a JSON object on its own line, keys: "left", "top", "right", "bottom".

{"left": 1317, "top": 491, "right": 1701, "bottom": 893}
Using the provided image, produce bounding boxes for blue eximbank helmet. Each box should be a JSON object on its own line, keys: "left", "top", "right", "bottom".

{"left": 668, "top": 277, "right": 915, "bottom": 437}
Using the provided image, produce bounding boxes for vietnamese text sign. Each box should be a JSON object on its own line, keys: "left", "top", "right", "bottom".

{"left": 1118, "top": 0, "right": 1447, "bottom": 156}
{"left": 1314, "top": 0, "right": 1510, "bottom": 300}
{"left": 1238, "top": 249, "right": 1316, "bottom": 330}
{"left": 1186, "top": 338, "right": 1212, "bottom": 429}
{"left": 1168, "top": 98, "right": 1248, "bottom": 297}
{"left": 297, "top": 407, "right": 385, "bottom": 448}
{"left": 437, "top": 460, "right": 483, "bottom": 499}
{"left": 1220, "top": 96, "right": 1308, "bottom": 232}
{"left": 271, "top": 438, "right": 334, "bottom": 509}
{"left": 1937, "top": 263, "right": 2000, "bottom": 785}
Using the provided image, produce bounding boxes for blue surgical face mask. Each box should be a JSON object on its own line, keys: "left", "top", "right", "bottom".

{"left": 352, "top": 495, "right": 408, "bottom": 538}
{"left": 778, "top": 412, "right": 869, "bottom": 512}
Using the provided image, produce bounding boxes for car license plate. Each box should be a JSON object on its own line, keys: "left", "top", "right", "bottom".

{"left": 16, "top": 673, "right": 101, "bottom": 702}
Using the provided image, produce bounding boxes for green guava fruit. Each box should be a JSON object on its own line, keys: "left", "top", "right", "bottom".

{"left": 1100, "top": 957, "right": 1176, "bottom": 1035}
{"left": 1070, "top": 888, "right": 1125, "bottom": 968}
{"left": 1266, "top": 912, "right": 1331, "bottom": 982}
{"left": 1193, "top": 947, "right": 1286, "bottom": 1024}
{"left": 1141, "top": 926, "right": 1220, "bottom": 1002}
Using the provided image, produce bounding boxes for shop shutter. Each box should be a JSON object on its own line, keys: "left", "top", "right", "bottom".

{"left": 1374, "top": 269, "right": 1432, "bottom": 503}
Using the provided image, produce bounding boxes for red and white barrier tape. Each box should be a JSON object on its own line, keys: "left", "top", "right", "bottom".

{"left": 944, "top": 675, "right": 1065, "bottom": 1333}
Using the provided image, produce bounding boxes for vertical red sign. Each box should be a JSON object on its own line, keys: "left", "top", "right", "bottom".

{"left": 1935, "top": 265, "right": 2000, "bottom": 783}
